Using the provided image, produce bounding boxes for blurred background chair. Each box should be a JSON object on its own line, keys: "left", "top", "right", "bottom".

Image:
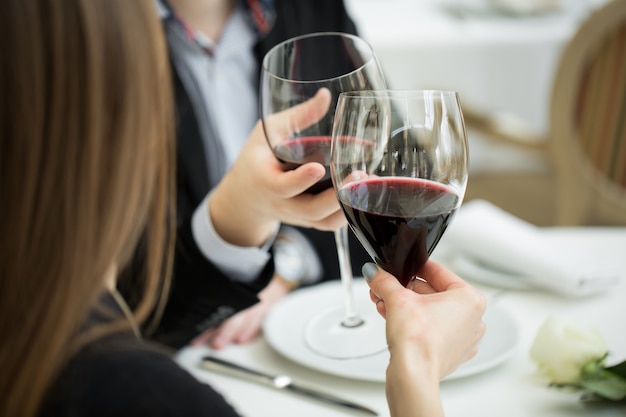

{"left": 463, "top": 0, "right": 626, "bottom": 225}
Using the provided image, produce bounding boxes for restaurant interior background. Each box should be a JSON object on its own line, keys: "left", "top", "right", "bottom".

{"left": 344, "top": 0, "right": 624, "bottom": 227}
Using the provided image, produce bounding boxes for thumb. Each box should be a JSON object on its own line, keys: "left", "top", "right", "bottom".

{"left": 268, "top": 88, "right": 332, "bottom": 142}
{"left": 289, "top": 87, "right": 332, "bottom": 131}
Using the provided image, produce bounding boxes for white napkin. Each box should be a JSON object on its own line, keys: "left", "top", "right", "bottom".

{"left": 435, "top": 199, "right": 619, "bottom": 298}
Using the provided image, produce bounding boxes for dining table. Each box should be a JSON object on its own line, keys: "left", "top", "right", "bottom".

{"left": 176, "top": 226, "right": 626, "bottom": 417}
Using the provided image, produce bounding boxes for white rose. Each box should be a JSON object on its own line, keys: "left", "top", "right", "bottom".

{"left": 530, "top": 316, "right": 608, "bottom": 384}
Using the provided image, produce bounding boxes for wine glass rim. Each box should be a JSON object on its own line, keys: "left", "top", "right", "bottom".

{"left": 338, "top": 89, "right": 460, "bottom": 99}
{"left": 261, "top": 32, "right": 378, "bottom": 84}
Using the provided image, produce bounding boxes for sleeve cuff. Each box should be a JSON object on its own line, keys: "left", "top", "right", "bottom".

{"left": 191, "top": 192, "right": 278, "bottom": 283}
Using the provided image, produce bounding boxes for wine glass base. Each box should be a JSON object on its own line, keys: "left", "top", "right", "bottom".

{"left": 304, "top": 305, "right": 387, "bottom": 359}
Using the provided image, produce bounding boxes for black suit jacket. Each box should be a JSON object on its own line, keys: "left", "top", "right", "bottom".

{"left": 145, "top": 0, "right": 372, "bottom": 349}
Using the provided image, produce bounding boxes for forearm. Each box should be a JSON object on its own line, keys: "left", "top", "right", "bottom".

{"left": 210, "top": 172, "right": 279, "bottom": 248}
{"left": 191, "top": 193, "right": 276, "bottom": 282}
{"left": 385, "top": 352, "right": 444, "bottom": 417}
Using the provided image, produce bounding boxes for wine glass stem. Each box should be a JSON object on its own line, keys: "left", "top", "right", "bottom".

{"left": 334, "top": 226, "right": 364, "bottom": 328}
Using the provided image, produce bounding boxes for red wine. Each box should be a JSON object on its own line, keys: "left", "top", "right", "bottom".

{"left": 337, "top": 177, "right": 459, "bottom": 287}
{"left": 274, "top": 136, "right": 332, "bottom": 194}
{"left": 273, "top": 136, "right": 372, "bottom": 194}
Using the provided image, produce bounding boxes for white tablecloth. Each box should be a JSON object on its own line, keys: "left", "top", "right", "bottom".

{"left": 176, "top": 227, "right": 626, "bottom": 417}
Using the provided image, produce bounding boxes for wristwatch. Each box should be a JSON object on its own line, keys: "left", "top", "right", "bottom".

{"left": 272, "top": 226, "right": 322, "bottom": 290}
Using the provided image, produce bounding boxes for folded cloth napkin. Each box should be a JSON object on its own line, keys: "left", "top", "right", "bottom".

{"left": 435, "top": 199, "right": 619, "bottom": 298}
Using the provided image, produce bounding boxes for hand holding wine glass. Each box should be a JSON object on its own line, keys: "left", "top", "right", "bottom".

{"left": 362, "top": 261, "right": 486, "bottom": 417}
{"left": 331, "top": 90, "right": 469, "bottom": 286}
{"left": 211, "top": 89, "right": 344, "bottom": 249}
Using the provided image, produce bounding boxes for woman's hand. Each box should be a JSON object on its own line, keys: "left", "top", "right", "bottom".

{"left": 362, "top": 261, "right": 486, "bottom": 417}
{"left": 209, "top": 88, "right": 346, "bottom": 248}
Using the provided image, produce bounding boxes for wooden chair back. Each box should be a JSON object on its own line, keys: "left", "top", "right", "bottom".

{"left": 550, "top": 0, "right": 626, "bottom": 225}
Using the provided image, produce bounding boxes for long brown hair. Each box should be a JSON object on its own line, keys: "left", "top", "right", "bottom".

{"left": 0, "top": 0, "right": 174, "bottom": 416}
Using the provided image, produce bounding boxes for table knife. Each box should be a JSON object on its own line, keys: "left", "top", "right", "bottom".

{"left": 199, "top": 355, "right": 378, "bottom": 416}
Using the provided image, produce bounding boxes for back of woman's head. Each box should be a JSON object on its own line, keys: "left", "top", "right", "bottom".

{"left": 0, "top": 0, "right": 173, "bottom": 415}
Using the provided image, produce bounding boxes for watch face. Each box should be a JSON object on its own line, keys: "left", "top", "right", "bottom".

{"left": 274, "top": 239, "right": 306, "bottom": 282}
{"left": 272, "top": 226, "right": 323, "bottom": 285}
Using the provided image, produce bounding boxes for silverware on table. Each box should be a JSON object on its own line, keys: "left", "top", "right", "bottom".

{"left": 199, "top": 355, "right": 378, "bottom": 416}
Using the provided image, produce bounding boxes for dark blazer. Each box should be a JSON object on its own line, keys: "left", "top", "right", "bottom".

{"left": 144, "top": 0, "right": 372, "bottom": 349}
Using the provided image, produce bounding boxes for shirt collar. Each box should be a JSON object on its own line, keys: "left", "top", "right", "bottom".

{"left": 241, "top": 0, "right": 275, "bottom": 35}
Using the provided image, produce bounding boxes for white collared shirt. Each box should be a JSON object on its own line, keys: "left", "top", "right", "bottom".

{"left": 159, "top": 0, "right": 272, "bottom": 282}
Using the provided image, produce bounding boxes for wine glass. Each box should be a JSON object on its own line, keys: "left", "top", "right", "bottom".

{"left": 331, "top": 90, "right": 469, "bottom": 288}
{"left": 260, "top": 32, "right": 388, "bottom": 359}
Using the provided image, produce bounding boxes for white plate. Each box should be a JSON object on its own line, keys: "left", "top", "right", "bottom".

{"left": 263, "top": 279, "right": 519, "bottom": 382}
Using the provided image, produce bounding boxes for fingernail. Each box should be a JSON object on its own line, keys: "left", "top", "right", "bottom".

{"left": 362, "top": 263, "right": 378, "bottom": 281}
